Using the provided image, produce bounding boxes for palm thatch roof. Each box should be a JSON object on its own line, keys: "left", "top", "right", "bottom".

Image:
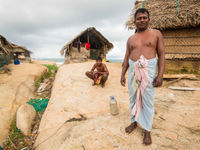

{"left": 126, "top": 0, "right": 200, "bottom": 30}
{"left": 0, "top": 34, "right": 31, "bottom": 55}
{"left": 0, "top": 35, "right": 10, "bottom": 55}
{"left": 60, "top": 27, "right": 113, "bottom": 56}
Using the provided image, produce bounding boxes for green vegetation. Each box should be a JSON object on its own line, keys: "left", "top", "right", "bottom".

{"left": 3, "top": 112, "right": 43, "bottom": 149}
{"left": 35, "top": 64, "right": 58, "bottom": 88}
{"left": 3, "top": 118, "right": 25, "bottom": 149}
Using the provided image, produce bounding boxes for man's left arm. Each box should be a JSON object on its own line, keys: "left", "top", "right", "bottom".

{"left": 153, "top": 30, "right": 165, "bottom": 87}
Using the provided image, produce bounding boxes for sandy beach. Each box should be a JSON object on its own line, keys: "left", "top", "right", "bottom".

{"left": 33, "top": 62, "right": 200, "bottom": 150}
{"left": 1, "top": 0, "right": 200, "bottom": 149}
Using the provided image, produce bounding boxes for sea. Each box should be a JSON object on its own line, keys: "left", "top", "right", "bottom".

{"left": 34, "top": 58, "right": 65, "bottom": 66}
{"left": 106, "top": 58, "right": 123, "bottom": 63}
{"left": 34, "top": 57, "right": 123, "bottom": 65}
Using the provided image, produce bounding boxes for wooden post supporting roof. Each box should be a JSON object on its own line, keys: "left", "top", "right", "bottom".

{"left": 87, "top": 32, "right": 90, "bottom": 43}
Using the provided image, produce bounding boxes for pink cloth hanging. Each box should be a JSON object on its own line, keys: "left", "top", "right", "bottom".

{"left": 131, "top": 55, "right": 149, "bottom": 121}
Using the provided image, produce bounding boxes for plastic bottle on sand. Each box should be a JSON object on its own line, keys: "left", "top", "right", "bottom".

{"left": 110, "top": 96, "right": 119, "bottom": 115}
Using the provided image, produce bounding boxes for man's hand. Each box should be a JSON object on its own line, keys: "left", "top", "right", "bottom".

{"left": 152, "top": 76, "right": 163, "bottom": 87}
{"left": 120, "top": 76, "right": 126, "bottom": 87}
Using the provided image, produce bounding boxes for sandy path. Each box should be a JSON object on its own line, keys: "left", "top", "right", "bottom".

{"left": 35, "top": 62, "right": 200, "bottom": 150}
{"left": 0, "top": 63, "right": 47, "bottom": 144}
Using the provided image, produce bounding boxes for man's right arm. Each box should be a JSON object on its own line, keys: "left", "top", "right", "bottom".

{"left": 120, "top": 39, "right": 131, "bottom": 86}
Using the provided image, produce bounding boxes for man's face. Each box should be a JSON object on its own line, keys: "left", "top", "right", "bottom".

{"left": 96, "top": 60, "right": 102, "bottom": 66}
{"left": 134, "top": 12, "right": 149, "bottom": 30}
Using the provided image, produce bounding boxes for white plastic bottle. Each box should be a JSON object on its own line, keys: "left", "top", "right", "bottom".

{"left": 110, "top": 96, "right": 119, "bottom": 115}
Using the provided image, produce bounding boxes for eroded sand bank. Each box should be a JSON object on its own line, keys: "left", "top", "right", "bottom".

{"left": 0, "top": 63, "right": 47, "bottom": 144}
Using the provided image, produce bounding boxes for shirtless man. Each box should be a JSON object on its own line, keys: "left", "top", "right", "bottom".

{"left": 85, "top": 56, "right": 109, "bottom": 87}
{"left": 121, "top": 8, "right": 165, "bottom": 145}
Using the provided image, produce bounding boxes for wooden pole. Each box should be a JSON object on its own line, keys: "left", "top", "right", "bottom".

{"left": 87, "top": 32, "right": 90, "bottom": 43}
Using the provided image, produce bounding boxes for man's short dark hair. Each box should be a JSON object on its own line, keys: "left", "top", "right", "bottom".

{"left": 96, "top": 56, "right": 102, "bottom": 61}
{"left": 134, "top": 8, "right": 150, "bottom": 21}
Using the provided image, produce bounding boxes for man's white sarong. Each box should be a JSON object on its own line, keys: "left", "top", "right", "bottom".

{"left": 128, "top": 56, "right": 157, "bottom": 131}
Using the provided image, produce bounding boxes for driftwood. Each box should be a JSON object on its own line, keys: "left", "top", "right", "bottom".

{"left": 163, "top": 77, "right": 184, "bottom": 87}
{"left": 168, "top": 87, "right": 200, "bottom": 91}
{"left": 163, "top": 74, "right": 198, "bottom": 80}
{"left": 163, "top": 74, "right": 199, "bottom": 87}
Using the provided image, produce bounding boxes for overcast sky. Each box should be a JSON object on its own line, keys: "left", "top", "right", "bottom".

{"left": 0, "top": 0, "right": 135, "bottom": 59}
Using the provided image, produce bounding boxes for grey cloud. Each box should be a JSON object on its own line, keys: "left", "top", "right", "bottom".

{"left": 0, "top": 0, "right": 135, "bottom": 58}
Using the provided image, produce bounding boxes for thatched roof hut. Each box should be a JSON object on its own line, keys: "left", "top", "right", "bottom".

{"left": 126, "top": 0, "right": 200, "bottom": 74}
{"left": 60, "top": 27, "right": 113, "bottom": 63}
{"left": 0, "top": 34, "right": 32, "bottom": 60}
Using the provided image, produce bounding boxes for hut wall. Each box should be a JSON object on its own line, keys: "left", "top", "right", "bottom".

{"left": 163, "top": 27, "right": 200, "bottom": 74}
{"left": 162, "top": 27, "right": 200, "bottom": 55}
{"left": 90, "top": 49, "right": 105, "bottom": 60}
{"left": 65, "top": 46, "right": 107, "bottom": 63}
{"left": 68, "top": 47, "right": 90, "bottom": 62}
{"left": 165, "top": 59, "right": 200, "bottom": 74}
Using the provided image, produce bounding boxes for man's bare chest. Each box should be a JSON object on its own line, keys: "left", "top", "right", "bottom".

{"left": 130, "top": 33, "right": 157, "bottom": 50}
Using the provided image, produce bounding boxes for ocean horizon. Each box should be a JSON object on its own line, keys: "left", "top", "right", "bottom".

{"left": 33, "top": 57, "right": 123, "bottom": 65}
{"left": 107, "top": 58, "right": 123, "bottom": 63}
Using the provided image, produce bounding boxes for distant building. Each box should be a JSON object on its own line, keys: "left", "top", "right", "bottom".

{"left": 0, "top": 34, "right": 32, "bottom": 67}
{"left": 60, "top": 27, "right": 113, "bottom": 63}
{"left": 126, "top": 0, "right": 200, "bottom": 74}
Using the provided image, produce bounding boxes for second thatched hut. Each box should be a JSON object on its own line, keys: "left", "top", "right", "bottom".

{"left": 0, "top": 34, "right": 32, "bottom": 67}
{"left": 127, "top": 0, "right": 200, "bottom": 74}
{"left": 60, "top": 27, "right": 113, "bottom": 63}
